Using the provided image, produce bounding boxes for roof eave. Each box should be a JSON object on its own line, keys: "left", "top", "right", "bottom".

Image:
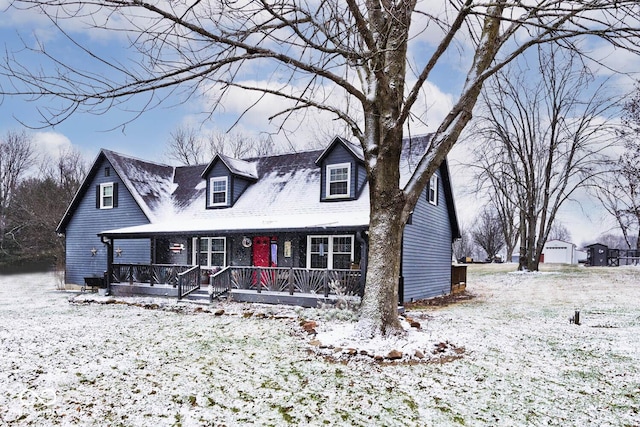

{"left": 57, "top": 150, "right": 107, "bottom": 233}
{"left": 99, "top": 225, "right": 370, "bottom": 239}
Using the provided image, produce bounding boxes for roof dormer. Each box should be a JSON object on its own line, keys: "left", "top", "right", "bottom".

{"left": 315, "top": 136, "right": 366, "bottom": 202}
{"left": 201, "top": 154, "right": 258, "bottom": 208}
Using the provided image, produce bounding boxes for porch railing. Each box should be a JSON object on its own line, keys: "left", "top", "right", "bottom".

{"left": 111, "top": 264, "right": 195, "bottom": 287}
{"left": 210, "top": 266, "right": 363, "bottom": 299}
{"left": 177, "top": 265, "right": 201, "bottom": 299}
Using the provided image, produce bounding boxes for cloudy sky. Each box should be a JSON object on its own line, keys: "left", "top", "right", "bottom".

{"left": 0, "top": 2, "right": 637, "bottom": 248}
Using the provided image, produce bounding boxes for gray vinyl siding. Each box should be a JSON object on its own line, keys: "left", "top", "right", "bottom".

{"left": 64, "top": 158, "right": 150, "bottom": 285}
{"left": 319, "top": 144, "right": 360, "bottom": 201}
{"left": 231, "top": 177, "right": 251, "bottom": 204}
{"left": 401, "top": 169, "right": 453, "bottom": 302}
{"left": 356, "top": 163, "right": 367, "bottom": 196}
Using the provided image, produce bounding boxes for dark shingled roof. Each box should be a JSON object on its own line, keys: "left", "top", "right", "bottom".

{"left": 58, "top": 135, "right": 459, "bottom": 239}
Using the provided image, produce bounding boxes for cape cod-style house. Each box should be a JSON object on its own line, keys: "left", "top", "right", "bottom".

{"left": 56, "top": 135, "right": 461, "bottom": 306}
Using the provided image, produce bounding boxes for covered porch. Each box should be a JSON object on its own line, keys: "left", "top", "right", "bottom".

{"left": 98, "top": 222, "right": 368, "bottom": 305}
{"left": 107, "top": 262, "right": 363, "bottom": 306}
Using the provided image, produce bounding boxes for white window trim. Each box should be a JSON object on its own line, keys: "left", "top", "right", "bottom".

{"left": 192, "top": 237, "right": 227, "bottom": 268}
{"left": 306, "top": 235, "right": 354, "bottom": 269}
{"left": 209, "top": 177, "right": 228, "bottom": 207}
{"left": 100, "top": 182, "right": 114, "bottom": 209}
{"left": 326, "top": 163, "right": 351, "bottom": 198}
{"left": 428, "top": 174, "right": 439, "bottom": 206}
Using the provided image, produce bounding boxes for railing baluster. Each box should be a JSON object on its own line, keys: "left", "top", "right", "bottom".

{"left": 177, "top": 271, "right": 182, "bottom": 298}
{"left": 256, "top": 267, "right": 261, "bottom": 293}
{"left": 288, "top": 267, "right": 294, "bottom": 295}
{"left": 323, "top": 270, "right": 329, "bottom": 297}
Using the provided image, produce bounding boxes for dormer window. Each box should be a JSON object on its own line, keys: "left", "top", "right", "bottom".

{"left": 209, "top": 177, "right": 228, "bottom": 206}
{"left": 327, "top": 163, "right": 351, "bottom": 198}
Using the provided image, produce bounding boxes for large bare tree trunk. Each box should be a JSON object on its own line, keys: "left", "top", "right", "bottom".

{"left": 358, "top": 196, "right": 405, "bottom": 336}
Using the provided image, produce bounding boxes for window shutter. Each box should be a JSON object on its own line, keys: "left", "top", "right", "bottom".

{"left": 113, "top": 182, "right": 119, "bottom": 207}
{"left": 96, "top": 185, "right": 100, "bottom": 209}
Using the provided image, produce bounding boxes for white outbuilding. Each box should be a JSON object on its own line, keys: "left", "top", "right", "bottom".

{"left": 541, "top": 239, "right": 578, "bottom": 264}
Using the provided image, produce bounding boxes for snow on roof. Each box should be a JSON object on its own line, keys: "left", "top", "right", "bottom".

{"left": 544, "top": 239, "right": 576, "bottom": 247}
{"left": 99, "top": 134, "right": 445, "bottom": 237}
{"left": 103, "top": 150, "right": 176, "bottom": 222}
{"left": 103, "top": 148, "right": 370, "bottom": 236}
{"left": 217, "top": 154, "right": 258, "bottom": 180}
{"left": 399, "top": 134, "right": 431, "bottom": 187}
{"left": 315, "top": 135, "right": 365, "bottom": 164}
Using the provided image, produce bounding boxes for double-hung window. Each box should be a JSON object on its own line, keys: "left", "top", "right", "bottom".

{"left": 326, "top": 163, "right": 351, "bottom": 198}
{"left": 307, "top": 235, "right": 354, "bottom": 269}
{"left": 428, "top": 174, "right": 439, "bottom": 205}
{"left": 193, "top": 237, "right": 226, "bottom": 268}
{"left": 209, "top": 177, "right": 228, "bottom": 206}
{"left": 100, "top": 183, "right": 114, "bottom": 209}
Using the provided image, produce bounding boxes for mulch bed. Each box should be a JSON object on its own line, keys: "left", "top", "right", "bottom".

{"left": 404, "top": 291, "right": 475, "bottom": 310}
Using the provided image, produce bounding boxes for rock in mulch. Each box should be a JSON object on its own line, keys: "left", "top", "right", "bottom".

{"left": 386, "top": 349, "right": 403, "bottom": 360}
{"left": 305, "top": 319, "right": 465, "bottom": 364}
{"left": 301, "top": 320, "right": 318, "bottom": 334}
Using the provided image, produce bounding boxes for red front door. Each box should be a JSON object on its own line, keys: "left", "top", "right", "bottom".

{"left": 252, "top": 236, "right": 276, "bottom": 288}
{"left": 252, "top": 236, "right": 271, "bottom": 267}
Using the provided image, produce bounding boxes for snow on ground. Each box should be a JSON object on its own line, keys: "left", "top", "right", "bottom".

{"left": 0, "top": 264, "right": 639, "bottom": 426}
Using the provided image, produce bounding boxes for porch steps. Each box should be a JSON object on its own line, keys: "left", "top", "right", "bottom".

{"left": 183, "top": 289, "right": 210, "bottom": 303}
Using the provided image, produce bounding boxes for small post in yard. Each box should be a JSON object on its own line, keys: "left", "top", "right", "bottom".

{"left": 569, "top": 310, "right": 580, "bottom": 325}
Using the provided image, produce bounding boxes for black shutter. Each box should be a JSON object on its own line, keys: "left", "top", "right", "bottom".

{"left": 113, "top": 182, "right": 119, "bottom": 208}
{"left": 96, "top": 185, "right": 100, "bottom": 208}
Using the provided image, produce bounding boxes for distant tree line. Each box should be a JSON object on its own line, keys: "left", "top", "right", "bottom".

{"left": 0, "top": 130, "right": 86, "bottom": 272}
{"left": 464, "top": 46, "right": 638, "bottom": 269}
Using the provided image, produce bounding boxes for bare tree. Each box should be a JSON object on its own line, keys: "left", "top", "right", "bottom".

{"left": 166, "top": 126, "right": 204, "bottom": 166}
{"left": 0, "top": 130, "right": 36, "bottom": 254}
{"left": 595, "top": 233, "right": 636, "bottom": 250}
{"left": 206, "top": 131, "right": 275, "bottom": 159}
{"left": 593, "top": 87, "right": 640, "bottom": 250}
{"left": 2, "top": 1, "right": 640, "bottom": 336}
{"left": 167, "top": 126, "right": 276, "bottom": 165}
{"left": 452, "top": 223, "right": 475, "bottom": 262}
{"left": 471, "top": 205, "right": 505, "bottom": 261}
{"left": 40, "top": 146, "right": 88, "bottom": 201}
{"left": 548, "top": 222, "right": 572, "bottom": 242}
{"left": 471, "top": 46, "right": 620, "bottom": 271}
{"left": 5, "top": 147, "right": 86, "bottom": 267}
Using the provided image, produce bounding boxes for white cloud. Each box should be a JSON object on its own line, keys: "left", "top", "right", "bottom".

{"left": 32, "top": 131, "right": 72, "bottom": 158}
{"left": 406, "top": 81, "right": 455, "bottom": 135}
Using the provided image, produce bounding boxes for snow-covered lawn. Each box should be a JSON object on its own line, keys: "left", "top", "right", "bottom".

{"left": 1, "top": 265, "right": 639, "bottom": 426}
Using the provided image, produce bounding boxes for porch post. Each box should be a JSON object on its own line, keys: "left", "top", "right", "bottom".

{"left": 150, "top": 238, "right": 156, "bottom": 287}
{"left": 101, "top": 235, "right": 113, "bottom": 294}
